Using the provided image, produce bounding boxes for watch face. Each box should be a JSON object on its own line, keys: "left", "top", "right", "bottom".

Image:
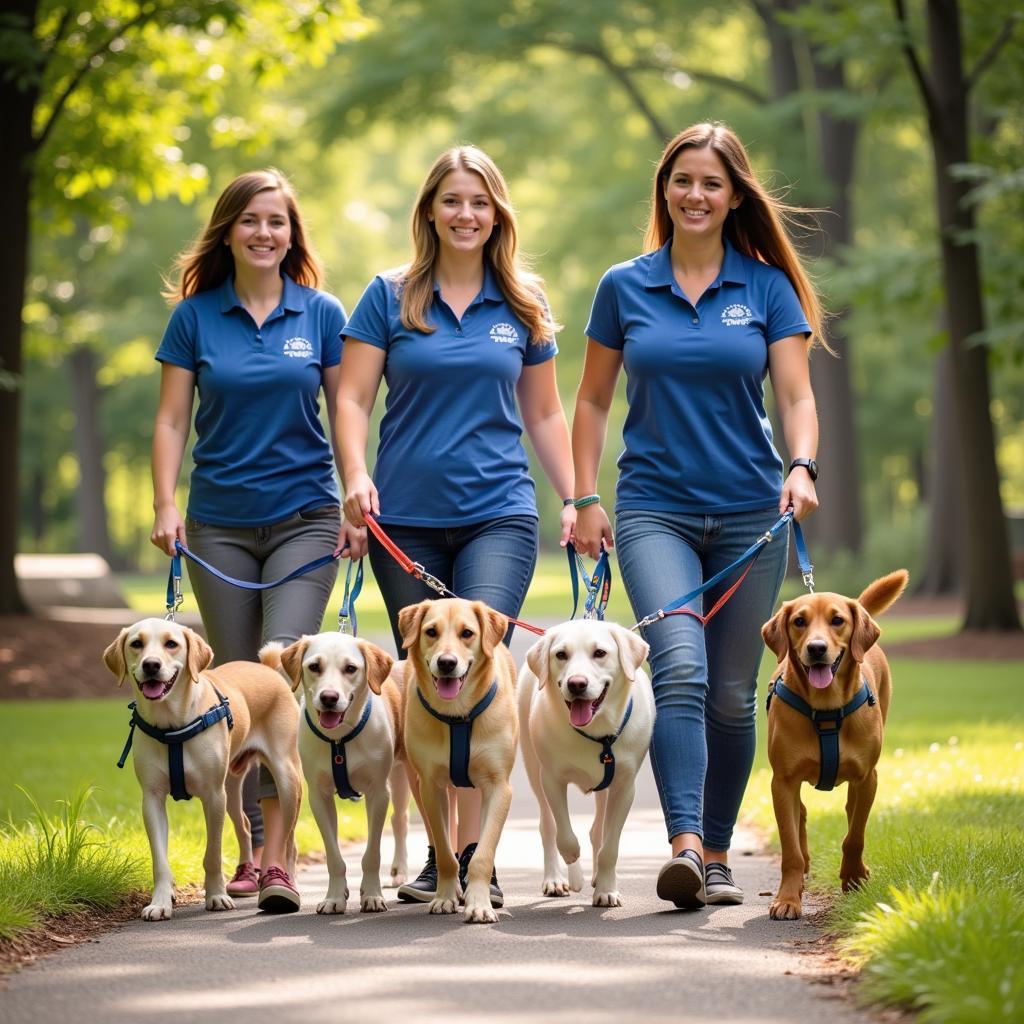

{"left": 808, "top": 460, "right": 818, "bottom": 481}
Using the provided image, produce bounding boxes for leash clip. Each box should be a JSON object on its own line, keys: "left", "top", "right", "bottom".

{"left": 802, "top": 570, "right": 815, "bottom": 593}
{"left": 165, "top": 574, "right": 183, "bottom": 621}
{"left": 414, "top": 564, "right": 450, "bottom": 596}
{"left": 631, "top": 609, "right": 665, "bottom": 632}
{"left": 337, "top": 613, "right": 353, "bottom": 635}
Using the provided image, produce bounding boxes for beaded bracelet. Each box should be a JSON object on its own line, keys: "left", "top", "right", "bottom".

{"left": 573, "top": 494, "right": 600, "bottom": 510}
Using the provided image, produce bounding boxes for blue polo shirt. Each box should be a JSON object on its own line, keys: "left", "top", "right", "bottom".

{"left": 342, "top": 268, "right": 556, "bottom": 526}
{"left": 156, "top": 275, "right": 345, "bottom": 526}
{"left": 585, "top": 238, "right": 810, "bottom": 514}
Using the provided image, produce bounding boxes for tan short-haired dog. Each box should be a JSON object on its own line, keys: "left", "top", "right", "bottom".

{"left": 103, "top": 618, "right": 302, "bottom": 921}
{"left": 761, "top": 570, "right": 908, "bottom": 920}
{"left": 263, "top": 633, "right": 411, "bottom": 914}
{"left": 399, "top": 598, "right": 518, "bottom": 924}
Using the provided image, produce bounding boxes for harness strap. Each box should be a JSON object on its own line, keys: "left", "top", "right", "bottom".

{"left": 415, "top": 681, "right": 499, "bottom": 788}
{"left": 116, "top": 686, "right": 234, "bottom": 802}
{"left": 767, "top": 678, "right": 876, "bottom": 791}
{"left": 572, "top": 698, "right": 634, "bottom": 793}
{"left": 303, "top": 698, "right": 374, "bottom": 801}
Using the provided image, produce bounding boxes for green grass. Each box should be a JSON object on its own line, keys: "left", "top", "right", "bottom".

{"left": 743, "top": 653, "right": 1024, "bottom": 1023}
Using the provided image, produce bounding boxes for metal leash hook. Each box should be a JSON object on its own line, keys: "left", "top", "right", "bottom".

{"left": 413, "top": 563, "right": 452, "bottom": 597}
{"left": 337, "top": 557, "right": 364, "bottom": 635}
{"left": 165, "top": 552, "right": 184, "bottom": 621}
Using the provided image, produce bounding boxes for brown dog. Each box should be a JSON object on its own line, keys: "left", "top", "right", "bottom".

{"left": 103, "top": 618, "right": 302, "bottom": 920}
{"left": 399, "top": 598, "right": 518, "bottom": 924}
{"left": 761, "top": 570, "right": 908, "bottom": 920}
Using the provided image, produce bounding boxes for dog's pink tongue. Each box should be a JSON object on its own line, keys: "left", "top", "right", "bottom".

{"left": 141, "top": 681, "right": 165, "bottom": 699}
{"left": 318, "top": 710, "right": 344, "bottom": 730}
{"left": 435, "top": 676, "right": 462, "bottom": 700}
{"left": 808, "top": 664, "right": 834, "bottom": 689}
{"left": 570, "top": 699, "right": 595, "bottom": 727}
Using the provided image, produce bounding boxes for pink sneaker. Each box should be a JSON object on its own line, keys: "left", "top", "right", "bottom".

{"left": 258, "top": 865, "right": 301, "bottom": 913}
{"left": 226, "top": 862, "right": 260, "bottom": 897}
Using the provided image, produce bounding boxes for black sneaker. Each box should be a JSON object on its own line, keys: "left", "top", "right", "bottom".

{"left": 457, "top": 842, "right": 504, "bottom": 908}
{"left": 656, "top": 849, "right": 706, "bottom": 909}
{"left": 397, "top": 846, "right": 437, "bottom": 903}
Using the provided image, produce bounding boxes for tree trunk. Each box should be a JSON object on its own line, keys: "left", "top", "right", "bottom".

{"left": 0, "top": 0, "right": 39, "bottom": 614}
{"left": 920, "top": 0, "right": 1019, "bottom": 629}
{"left": 69, "top": 347, "right": 115, "bottom": 562}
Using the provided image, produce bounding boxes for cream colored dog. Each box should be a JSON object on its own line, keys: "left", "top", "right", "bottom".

{"left": 518, "top": 620, "right": 654, "bottom": 907}
{"left": 102, "top": 618, "right": 301, "bottom": 921}
{"left": 399, "top": 598, "right": 518, "bottom": 924}
{"left": 262, "top": 633, "right": 410, "bottom": 914}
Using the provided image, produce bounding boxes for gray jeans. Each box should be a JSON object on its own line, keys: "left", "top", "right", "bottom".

{"left": 185, "top": 505, "right": 341, "bottom": 847}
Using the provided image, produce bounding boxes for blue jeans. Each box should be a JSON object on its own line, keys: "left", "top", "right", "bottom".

{"left": 615, "top": 507, "right": 788, "bottom": 850}
{"left": 369, "top": 515, "right": 539, "bottom": 650}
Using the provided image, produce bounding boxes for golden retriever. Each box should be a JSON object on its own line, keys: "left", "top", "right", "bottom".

{"left": 518, "top": 620, "right": 654, "bottom": 907}
{"left": 399, "top": 598, "right": 517, "bottom": 924}
{"left": 102, "top": 618, "right": 302, "bottom": 921}
{"left": 761, "top": 570, "right": 908, "bottom": 920}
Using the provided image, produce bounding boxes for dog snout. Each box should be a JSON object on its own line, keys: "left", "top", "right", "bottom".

{"left": 566, "top": 675, "right": 589, "bottom": 697}
{"left": 436, "top": 653, "right": 459, "bottom": 676}
{"left": 319, "top": 689, "right": 340, "bottom": 708}
{"left": 141, "top": 657, "right": 163, "bottom": 678}
{"left": 805, "top": 639, "right": 829, "bottom": 662}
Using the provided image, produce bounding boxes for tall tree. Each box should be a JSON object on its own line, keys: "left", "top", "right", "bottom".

{"left": 894, "top": 0, "right": 1020, "bottom": 630}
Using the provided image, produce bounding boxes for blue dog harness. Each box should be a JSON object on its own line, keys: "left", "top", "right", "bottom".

{"left": 416, "top": 682, "right": 498, "bottom": 788}
{"left": 117, "top": 687, "right": 233, "bottom": 801}
{"left": 572, "top": 697, "right": 634, "bottom": 793}
{"left": 303, "top": 698, "right": 374, "bottom": 801}
{"left": 766, "top": 678, "right": 876, "bottom": 791}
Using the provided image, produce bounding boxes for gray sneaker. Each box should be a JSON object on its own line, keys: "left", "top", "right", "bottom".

{"left": 704, "top": 861, "right": 744, "bottom": 905}
{"left": 656, "top": 849, "right": 706, "bottom": 909}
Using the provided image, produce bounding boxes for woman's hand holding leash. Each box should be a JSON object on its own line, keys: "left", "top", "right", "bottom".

{"left": 780, "top": 471, "right": 819, "bottom": 521}
{"left": 151, "top": 504, "right": 186, "bottom": 557}
{"left": 573, "top": 502, "right": 614, "bottom": 560}
{"left": 343, "top": 471, "right": 379, "bottom": 528}
{"left": 337, "top": 519, "right": 368, "bottom": 559}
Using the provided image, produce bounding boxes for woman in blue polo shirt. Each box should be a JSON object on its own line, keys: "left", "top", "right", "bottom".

{"left": 573, "top": 122, "right": 827, "bottom": 910}
{"left": 151, "top": 168, "right": 364, "bottom": 913}
{"left": 338, "top": 145, "right": 575, "bottom": 907}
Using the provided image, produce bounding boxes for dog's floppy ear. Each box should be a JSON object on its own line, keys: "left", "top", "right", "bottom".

{"left": 524, "top": 633, "right": 553, "bottom": 689}
{"left": 279, "top": 638, "right": 310, "bottom": 692}
{"left": 849, "top": 600, "right": 881, "bottom": 663}
{"left": 358, "top": 639, "right": 394, "bottom": 695}
{"left": 184, "top": 627, "right": 214, "bottom": 682}
{"left": 475, "top": 601, "right": 508, "bottom": 658}
{"left": 761, "top": 604, "right": 790, "bottom": 661}
{"left": 398, "top": 601, "right": 431, "bottom": 652}
{"left": 102, "top": 628, "right": 130, "bottom": 686}
{"left": 612, "top": 625, "right": 649, "bottom": 682}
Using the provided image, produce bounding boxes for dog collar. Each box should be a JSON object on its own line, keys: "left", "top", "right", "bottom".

{"left": 766, "top": 677, "right": 875, "bottom": 791}
{"left": 416, "top": 681, "right": 498, "bottom": 788}
{"left": 303, "top": 697, "right": 374, "bottom": 801}
{"left": 116, "top": 686, "right": 234, "bottom": 802}
{"left": 572, "top": 697, "right": 634, "bottom": 793}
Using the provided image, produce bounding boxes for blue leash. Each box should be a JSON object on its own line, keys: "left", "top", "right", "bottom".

{"left": 337, "top": 558, "right": 364, "bottom": 635}
{"left": 566, "top": 543, "right": 613, "bottom": 620}
{"left": 631, "top": 510, "right": 813, "bottom": 632}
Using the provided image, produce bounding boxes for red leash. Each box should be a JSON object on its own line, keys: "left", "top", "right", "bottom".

{"left": 363, "top": 514, "right": 547, "bottom": 637}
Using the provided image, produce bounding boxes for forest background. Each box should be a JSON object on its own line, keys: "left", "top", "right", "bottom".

{"left": 2, "top": 0, "right": 1022, "bottom": 632}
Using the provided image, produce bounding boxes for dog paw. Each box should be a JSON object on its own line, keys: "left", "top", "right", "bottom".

{"left": 361, "top": 895, "right": 388, "bottom": 913}
{"left": 593, "top": 890, "right": 622, "bottom": 908}
{"left": 142, "top": 902, "right": 172, "bottom": 921}
{"left": 841, "top": 865, "right": 870, "bottom": 892}
{"left": 567, "top": 861, "right": 584, "bottom": 892}
{"left": 317, "top": 898, "right": 347, "bottom": 914}
{"left": 386, "top": 869, "right": 407, "bottom": 889}
{"left": 542, "top": 878, "right": 570, "bottom": 897}
{"left": 769, "top": 897, "right": 802, "bottom": 920}
{"left": 206, "top": 893, "right": 235, "bottom": 912}
{"left": 464, "top": 900, "right": 498, "bottom": 924}
{"left": 428, "top": 896, "right": 459, "bottom": 915}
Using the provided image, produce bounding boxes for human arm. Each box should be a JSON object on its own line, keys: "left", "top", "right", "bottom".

{"left": 150, "top": 364, "right": 196, "bottom": 556}
{"left": 323, "top": 362, "right": 367, "bottom": 558}
{"left": 335, "top": 339, "right": 386, "bottom": 527}
{"left": 516, "top": 357, "right": 575, "bottom": 547}
{"left": 571, "top": 340, "right": 623, "bottom": 557}
{"left": 768, "top": 335, "right": 819, "bottom": 521}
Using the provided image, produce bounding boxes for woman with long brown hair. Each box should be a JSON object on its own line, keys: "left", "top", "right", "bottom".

{"left": 573, "top": 122, "right": 825, "bottom": 910}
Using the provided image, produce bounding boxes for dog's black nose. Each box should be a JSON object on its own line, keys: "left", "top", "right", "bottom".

{"left": 567, "top": 676, "right": 589, "bottom": 697}
{"left": 141, "top": 658, "right": 162, "bottom": 677}
{"left": 436, "top": 654, "right": 458, "bottom": 675}
{"left": 806, "top": 640, "right": 829, "bottom": 662}
{"left": 320, "top": 690, "right": 339, "bottom": 708}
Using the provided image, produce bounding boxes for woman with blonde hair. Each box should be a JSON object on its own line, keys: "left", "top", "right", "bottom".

{"left": 573, "top": 122, "right": 825, "bottom": 909}
{"left": 151, "top": 168, "right": 364, "bottom": 912}
{"left": 338, "top": 145, "right": 575, "bottom": 906}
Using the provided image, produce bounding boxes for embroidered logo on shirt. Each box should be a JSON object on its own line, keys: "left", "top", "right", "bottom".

{"left": 283, "top": 337, "right": 314, "bottom": 358}
{"left": 489, "top": 322, "right": 519, "bottom": 345}
{"left": 721, "top": 304, "right": 753, "bottom": 327}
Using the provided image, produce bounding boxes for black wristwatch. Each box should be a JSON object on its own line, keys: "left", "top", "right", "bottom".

{"left": 789, "top": 458, "right": 819, "bottom": 481}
